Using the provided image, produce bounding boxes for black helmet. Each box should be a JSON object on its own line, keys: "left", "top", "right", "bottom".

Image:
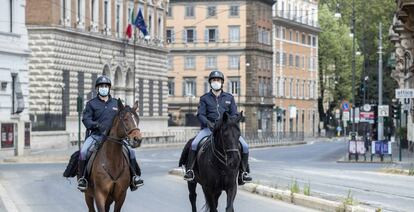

{"left": 208, "top": 70, "right": 224, "bottom": 82}
{"left": 95, "top": 75, "right": 112, "bottom": 87}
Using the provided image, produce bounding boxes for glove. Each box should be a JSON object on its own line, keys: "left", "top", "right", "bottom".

{"left": 207, "top": 121, "right": 215, "bottom": 131}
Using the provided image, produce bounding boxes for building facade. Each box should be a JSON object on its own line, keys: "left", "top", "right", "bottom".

{"left": 166, "top": 0, "right": 274, "bottom": 134}
{"left": 272, "top": 0, "right": 320, "bottom": 137}
{"left": 0, "top": 0, "right": 31, "bottom": 153}
{"left": 389, "top": 1, "right": 414, "bottom": 141}
{"left": 26, "top": 0, "right": 169, "bottom": 138}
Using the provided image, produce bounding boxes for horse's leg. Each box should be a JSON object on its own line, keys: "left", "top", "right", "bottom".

{"left": 188, "top": 181, "right": 197, "bottom": 212}
{"left": 94, "top": 190, "right": 108, "bottom": 212}
{"left": 84, "top": 194, "right": 95, "bottom": 212}
{"left": 202, "top": 187, "right": 218, "bottom": 212}
{"left": 212, "top": 191, "right": 221, "bottom": 212}
{"left": 105, "top": 197, "right": 113, "bottom": 212}
{"left": 225, "top": 185, "right": 237, "bottom": 212}
{"left": 113, "top": 191, "right": 127, "bottom": 212}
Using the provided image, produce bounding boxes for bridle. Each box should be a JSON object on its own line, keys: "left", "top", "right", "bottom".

{"left": 211, "top": 123, "right": 240, "bottom": 167}
{"left": 107, "top": 108, "right": 140, "bottom": 145}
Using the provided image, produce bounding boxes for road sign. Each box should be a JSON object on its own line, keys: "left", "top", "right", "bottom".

{"left": 360, "top": 112, "right": 374, "bottom": 123}
{"left": 342, "top": 102, "right": 350, "bottom": 111}
{"left": 395, "top": 89, "right": 414, "bottom": 99}
{"left": 342, "top": 111, "right": 350, "bottom": 121}
{"left": 362, "top": 104, "right": 371, "bottom": 112}
{"left": 378, "top": 105, "right": 389, "bottom": 117}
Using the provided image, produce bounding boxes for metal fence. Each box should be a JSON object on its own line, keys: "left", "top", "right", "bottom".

{"left": 141, "top": 129, "right": 305, "bottom": 146}
{"left": 30, "top": 113, "right": 66, "bottom": 131}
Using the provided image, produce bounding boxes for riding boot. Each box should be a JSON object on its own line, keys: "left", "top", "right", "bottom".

{"left": 184, "top": 150, "right": 196, "bottom": 181}
{"left": 77, "top": 159, "right": 88, "bottom": 192}
{"left": 238, "top": 153, "right": 252, "bottom": 185}
{"left": 129, "top": 158, "right": 144, "bottom": 191}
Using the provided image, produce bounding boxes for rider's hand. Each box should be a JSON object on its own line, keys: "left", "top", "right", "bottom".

{"left": 207, "top": 121, "right": 215, "bottom": 131}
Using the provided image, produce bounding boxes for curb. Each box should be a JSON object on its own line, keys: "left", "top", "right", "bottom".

{"left": 168, "top": 168, "right": 375, "bottom": 212}
{"left": 0, "top": 141, "right": 309, "bottom": 164}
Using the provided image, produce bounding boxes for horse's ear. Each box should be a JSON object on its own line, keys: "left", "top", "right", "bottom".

{"left": 133, "top": 101, "right": 139, "bottom": 112}
{"left": 235, "top": 111, "right": 244, "bottom": 122}
{"left": 117, "top": 98, "right": 124, "bottom": 110}
{"left": 223, "top": 112, "right": 229, "bottom": 122}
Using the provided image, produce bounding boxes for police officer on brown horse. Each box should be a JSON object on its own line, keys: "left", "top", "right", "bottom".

{"left": 77, "top": 75, "right": 144, "bottom": 191}
{"left": 184, "top": 70, "right": 252, "bottom": 185}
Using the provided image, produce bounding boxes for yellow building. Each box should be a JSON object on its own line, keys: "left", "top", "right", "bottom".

{"left": 273, "top": 0, "right": 320, "bottom": 137}
{"left": 166, "top": 0, "right": 274, "bottom": 134}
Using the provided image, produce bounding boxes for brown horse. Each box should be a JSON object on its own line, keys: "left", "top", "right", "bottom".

{"left": 83, "top": 99, "right": 142, "bottom": 212}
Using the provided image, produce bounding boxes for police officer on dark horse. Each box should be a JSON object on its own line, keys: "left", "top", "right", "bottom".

{"left": 63, "top": 75, "right": 143, "bottom": 191}
{"left": 183, "top": 70, "right": 252, "bottom": 185}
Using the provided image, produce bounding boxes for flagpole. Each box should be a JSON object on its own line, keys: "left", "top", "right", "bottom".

{"left": 133, "top": 27, "right": 136, "bottom": 103}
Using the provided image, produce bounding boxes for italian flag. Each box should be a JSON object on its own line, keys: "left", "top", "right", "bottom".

{"left": 125, "top": 8, "right": 135, "bottom": 39}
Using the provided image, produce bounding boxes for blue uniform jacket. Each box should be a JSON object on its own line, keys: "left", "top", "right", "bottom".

{"left": 82, "top": 96, "right": 118, "bottom": 136}
{"left": 197, "top": 90, "right": 238, "bottom": 129}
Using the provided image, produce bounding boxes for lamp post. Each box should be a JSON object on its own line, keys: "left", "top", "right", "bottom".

{"left": 351, "top": 0, "right": 356, "bottom": 140}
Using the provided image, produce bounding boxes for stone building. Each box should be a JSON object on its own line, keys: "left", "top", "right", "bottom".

{"left": 166, "top": 0, "right": 274, "bottom": 134}
{"left": 272, "top": 0, "right": 320, "bottom": 137}
{"left": 25, "top": 0, "right": 170, "bottom": 139}
{"left": 389, "top": 1, "right": 414, "bottom": 142}
{"left": 0, "top": 0, "right": 31, "bottom": 154}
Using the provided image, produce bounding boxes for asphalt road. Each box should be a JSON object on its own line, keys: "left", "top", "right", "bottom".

{"left": 0, "top": 149, "right": 316, "bottom": 212}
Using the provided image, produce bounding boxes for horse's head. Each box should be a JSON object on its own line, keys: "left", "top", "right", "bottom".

{"left": 212, "top": 111, "right": 242, "bottom": 169}
{"left": 116, "top": 99, "right": 143, "bottom": 148}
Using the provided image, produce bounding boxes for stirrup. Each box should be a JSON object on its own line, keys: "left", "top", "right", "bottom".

{"left": 184, "top": 170, "right": 194, "bottom": 181}
{"left": 77, "top": 177, "right": 88, "bottom": 191}
{"left": 241, "top": 172, "right": 252, "bottom": 182}
{"left": 133, "top": 176, "right": 144, "bottom": 187}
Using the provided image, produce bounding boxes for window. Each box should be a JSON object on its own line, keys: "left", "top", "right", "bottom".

{"left": 104, "top": 1, "right": 108, "bottom": 25}
{"left": 282, "top": 28, "right": 286, "bottom": 39}
{"left": 230, "top": 5, "right": 239, "bottom": 16}
{"left": 276, "top": 52, "right": 280, "bottom": 64}
{"left": 229, "top": 26, "right": 240, "bottom": 42}
{"left": 6, "top": 0, "right": 13, "bottom": 32}
{"left": 185, "top": 56, "right": 195, "bottom": 69}
{"left": 301, "top": 34, "right": 306, "bottom": 44}
{"left": 228, "top": 78, "right": 240, "bottom": 95}
{"left": 116, "top": 4, "right": 120, "bottom": 36}
{"left": 289, "top": 54, "right": 293, "bottom": 66}
{"left": 206, "top": 56, "right": 217, "bottom": 69}
{"left": 205, "top": 28, "right": 218, "bottom": 42}
{"left": 276, "top": 27, "right": 280, "bottom": 38}
{"left": 207, "top": 6, "right": 216, "bottom": 17}
{"left": 167, "top": 6, "right": 172, "bottom": 17}
{"left": 185, "top": 6, "right": 194, "bottom": 17}
{"left": 308, "top": 35, "right": 312, "bottom": 45}
{"left": 228, "top": 55, "right": 240, "bottom": 69}
{"left": 295, "top": 55, "right": 300, "bottom": 68}
{"left": 167, "top": 56, "right": 174, "bottom": 70}
{"left": 296, "top": 31, "right": 299, "bottom": 43}
{"left": 183, "top": 78, "right": 196, "bottom": 96}
{"left": 184, "top": 28, "right": 195, "bottom": 43}
{"left": 168, "top": 78, "right": 175, "bottom": 96}
{"left": 312, "top": 37, "right": 317, "bottom": 47}
{"left": 204, "top": 78, "right": 210, "bottom": 93}
{"left": 166, "top": 28, "right": 175, "bottom": 43}
{"left": 261, "top": 30, "right": 270, "bottom": 44}
{"left": 258, "top": 77, "right": 263, "bottom": 96}
{"left": 289, "top": 30, "right": 292, "bottom": 41}
{"left": 283, "top": 52, "right": 287, "bottom": 66}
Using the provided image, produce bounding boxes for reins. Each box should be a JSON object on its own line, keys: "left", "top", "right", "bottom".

{"left": 211, "top": 126, "right": 240, "bottom": 166}
{"left": 106, "top": 108, "right": 140, "bottom": 146}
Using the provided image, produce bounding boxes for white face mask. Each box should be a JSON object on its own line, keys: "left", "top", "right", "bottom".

{"left": 98, "top": 87, "right": 110, "bottom": 96}
{"left": 210, "top": 81, "right": 222, "bottom": 91}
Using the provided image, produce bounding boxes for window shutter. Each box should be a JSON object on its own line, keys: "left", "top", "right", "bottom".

{"left": 183, "top": 30, "right": 187, "bottom": 43}
{"left": 193, "top": 81, "right": 197, "bottom": 96}
{"left": 182, "top": 81, "right": 186, "bottom": 96}
{"left": 172, "top": 29, "right": 175, "bottom": 42}
{"left": 204, "top": 29, "right": 209, "bottom": 43}
{"left": 194, "top": 29, "right": 197, "bottom": 42}
{"left": 216, "top": 28, "right": 219, "bottom": 41}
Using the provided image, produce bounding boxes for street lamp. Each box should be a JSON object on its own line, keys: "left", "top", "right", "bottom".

{"left": 351, "top": 0, "right": 356, "bottom": 140}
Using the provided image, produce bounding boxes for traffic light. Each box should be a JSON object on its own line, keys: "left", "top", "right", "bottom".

{"left": 392, "top": 101, "right": 401, "bottom": 120}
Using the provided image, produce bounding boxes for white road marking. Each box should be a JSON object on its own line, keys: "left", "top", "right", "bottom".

{"left": 0, "top": 181, "right": 19, "bottom": 212}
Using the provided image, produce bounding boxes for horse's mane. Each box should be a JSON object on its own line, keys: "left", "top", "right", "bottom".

{"left": 213, "top": 112, "right": 240, "bottom": 137}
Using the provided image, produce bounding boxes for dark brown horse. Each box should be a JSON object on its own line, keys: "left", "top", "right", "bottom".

{"left": 83, "top": 99, "right": 142, "bottom": 212}
{"left": 187, "top": 112, "right": 242, "bottom": 212}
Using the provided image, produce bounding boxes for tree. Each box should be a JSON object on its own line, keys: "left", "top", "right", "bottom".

{"left": 318, "top": 4, "right": 362, "bottom": 128}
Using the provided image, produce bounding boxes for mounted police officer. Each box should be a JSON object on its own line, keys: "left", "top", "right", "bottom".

{"left": 77, "top": 75, "right": 143, "bottom": 191}
{"left": 183, "top": 70, "right": 252, "bottom": 184}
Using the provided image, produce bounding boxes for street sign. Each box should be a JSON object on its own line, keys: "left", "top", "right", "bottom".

{"left": 395, "top": 89, "right": 414, "bottom": 99}
{"left": 359, "top": 112, "right": 374, "bottom": 123}
{"left": 378, "top": 105, "right": 389, "bottom": 117}
{"left": 342, "top": 111, "right": 350, "bottom": 121}
{"left": 342, "top": 102, "right": 350, "bottom": 111}
{"left": 335, "top": 109, "right": 340, "bottom": 119}
{"left": 362, "top": 104, "right": 371, "bottom": 112}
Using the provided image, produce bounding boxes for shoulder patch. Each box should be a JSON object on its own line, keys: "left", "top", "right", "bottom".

{"left": 225, "top": 100, "right": 231, "bottom": 104}
{"left": 112, "top": 107, "right": 118, "bottom": 111}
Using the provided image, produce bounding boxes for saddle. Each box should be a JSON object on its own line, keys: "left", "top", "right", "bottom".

{"left": 178, "top": 136, "right": 210, "bottom": 167}
{"left": 85, "top": 143, "right": 130, "bottom": 178}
